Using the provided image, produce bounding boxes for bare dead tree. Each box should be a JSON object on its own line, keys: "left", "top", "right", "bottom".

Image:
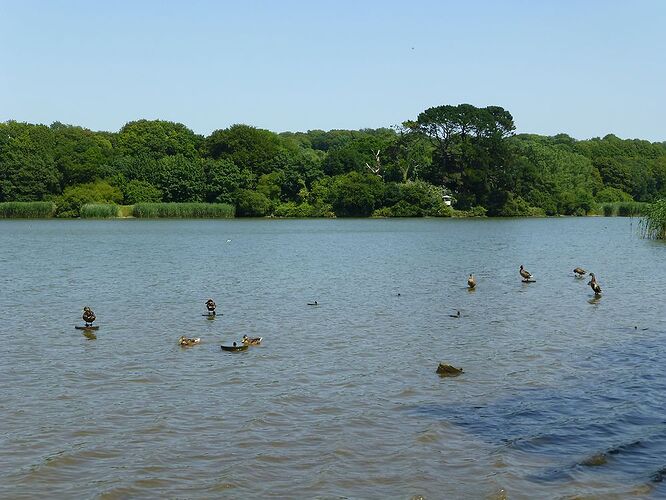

{"left": 365, "top": 149, "right": 382, "bottom": 178}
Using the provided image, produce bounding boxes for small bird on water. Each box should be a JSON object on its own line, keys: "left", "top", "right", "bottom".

{"left": 519, "top": 265, "right": 533, "bottom": 282}
{"left": 82, "top": 306, "right": 96, "bottom": 327}
{"left": 467, "top": 274, "right": 476, "bottom": 289}
{"left": 588, "top": 273, "right": 602, "bottom": 296}
{"left": 573, "top": 267, "right": 587, "bottom": 277}
{"left": 449, "top": 310, "right": 461, "bottom": 318}
{"left": 206, "top": 298, "right": 216, "bottom": 316}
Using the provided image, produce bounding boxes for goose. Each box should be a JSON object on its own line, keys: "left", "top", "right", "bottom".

{"left": 573, "top": 267, "right": 587, "bottom": 277}
{"left": 519, "top": 265, "right": 533, "bottom": 281}
{"left": 588, "top": 273, "right": 602, "bottom": 296}
{"left": 205, "top": 299, "right": 216, "bottom": 315}
{"left": 467, "top": 274, "right": 476, "bottom": 289}
{"left": 82, "top": 306, "right": 96, "bottom": 327}
{"left": 179, "top": 336, "right": 201, "bottom": 347}
{"left": 242, "top": 335, "right": 262, "bottom": 346}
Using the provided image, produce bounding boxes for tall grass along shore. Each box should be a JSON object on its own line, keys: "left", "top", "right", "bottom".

{"left": 0, "top": 201, "right": 56, "bottom": 218}
{"left": 132, "top": 203, "right": 235, "bottom": 218}
{"left": 641, "top": 199, "right": 666, "bottom": 239}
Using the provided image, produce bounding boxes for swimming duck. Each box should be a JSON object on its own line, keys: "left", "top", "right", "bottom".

{"left": 519, "top": 265, "right": 533, "bottom": 281}
{"left": 242, "top": 335, "right": 262, "bottom": 346}
{"left": 178, "top": 336, "right": 201, "bottom": 347}
{"left": 82, "top": 306, "right": 96, "bottom": 327}
{"left": 449, "top": 310, "right": 461, "bottom": 318}
{"left": 307, "top": 300, "right": 318, "bottom": 306}
{"left": 205, "top": 299, "right": 216, "bottom": 315}
{"left": 467, "top": 274, "right": 476, "bottom": 289}
{"left": 573, "top": 267, "right": 587, "bottom": 277}
{"left": 588, "top": 273, "right": 602, "bottom": 296}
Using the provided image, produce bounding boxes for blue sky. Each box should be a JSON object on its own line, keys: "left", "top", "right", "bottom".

{"left": 1, "top": 0, "right": 664, "bottom": 141}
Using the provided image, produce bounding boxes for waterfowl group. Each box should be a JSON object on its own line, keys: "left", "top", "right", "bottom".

{"left": 179, "top": 336, "right": 201, "bottom": 347}
{"left": 82, "top": 306, "right": 96, "bottom": 327}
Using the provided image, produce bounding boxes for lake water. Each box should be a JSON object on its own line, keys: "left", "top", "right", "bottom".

{"left": 0, "top": 217, "right": 664, "bottom": 499}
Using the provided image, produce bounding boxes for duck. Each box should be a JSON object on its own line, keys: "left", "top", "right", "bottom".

{"left": 467, "top": 274, "right": 476, "bottom": 289}
{"left": 242, "top": 335, "right": 262, "bottom": 346}
{"left": 519, "top": 265, "right": 533, "bottom": 281}
{"left": 205, "top": 298, "right": 216, "bottom": 315}
{"left": 449, "top": 310, "right": 461, "bottom": 318}
{"left": 82, "top": 306, "right": 96, "bottom": 327}
{"left": 307, "top": 300, "right": 318, "bottom": 306}
{"left": 588, "top": 273, "right": 602, "bottom": 296}
{"left": 179, "top": 336, "right": 201, "bottom": 347}
{"left": 573, "top": 267, "right": 587, "bottom": 277}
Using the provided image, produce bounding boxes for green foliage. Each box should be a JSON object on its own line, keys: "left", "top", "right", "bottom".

{"left": 0, "top": 201, "right": 56, "bottom": 218}
{"left": 0, "top": 121, "right": 61, "bottom": 201}
{"left": 597, "top": 202, "right": 648, "bottom": 217}
{"left": 123, "top": 180, "right": 163, "bottom": 204}
{"left": 641, "top": 199, "right": 666, "bottom": 239}
{"left": 328, "top": 172, "right": 385, "bottom": 217}
{"left": 56, "top": 181, "right": 123, "bottom": 217}
{"left": 272, "top": 202, "right": 331, "bottom": 217}
{"left": 595, "top": 186, "right": 633, "bottom": 203}
{"left": 154, "top": 155, "right": 205, "bottom": 202}
{"left": 203, "top": 158, "right": 254, "bottom": 204}
{"left": 132, "top": 203, "right": 234, "bottom": 218}
{"left": 235, "top": 189, "right": 272, "bottom": 216}
{"left": 80, "top": 203, "right": 119, "bottom": 218}
{"left": 116, "top": 120, "right": 201, "bottom": 160}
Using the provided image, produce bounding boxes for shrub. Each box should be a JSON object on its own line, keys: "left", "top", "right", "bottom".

{"left": 55, "top": 181, "right": 123, "bottom": 217}
{"left": 235, "top": 190, "right": 272, "bottom": 217}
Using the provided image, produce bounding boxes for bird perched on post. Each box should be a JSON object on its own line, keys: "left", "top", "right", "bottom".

{"left": 519, "top": 265, "right": 533, "bottom": 282}
{"left": 588, "top": 273, "right": 602, "bottom": 296}
{"left": 573, "top": 267, "right": 587, "bottom": 277}
{"left": 82, "top": 306, "right": 96, "bottom": 327}
{"left": 205, "top": 299, "right": 216, "bottom": 316}
{"left": 467, "top": 274, "right": 476, "bottom": 289}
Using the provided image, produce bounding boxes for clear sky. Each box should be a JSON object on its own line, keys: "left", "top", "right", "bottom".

{"left": 1, "top": 0, "right": 664, "bottom": 141}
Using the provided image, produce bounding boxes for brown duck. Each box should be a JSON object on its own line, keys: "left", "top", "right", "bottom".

{"left": 467, "top": 274, "right": 476, "bottom": 289}
{"left": 519, "top": 265, "right": 533, "bottom": 281}
{"left": 573, "top": 267, "right": 587, "bottom": 277}
{"left": 588, "top": 273, "right": 602, "bottom": 296}
{"left": 82, "top": 306, "right": 96, "bottom": 327}
{"left": 242, "top": 335, "right": 262, "bottom": 346}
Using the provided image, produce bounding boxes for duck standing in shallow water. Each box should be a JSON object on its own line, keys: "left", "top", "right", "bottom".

{"left": 179, "top": 336, "right": 201, "bottom": 347}
{"left": 519, "top": 265, "right": 533, "bottom": 282}
{"left": 82, "top": 306, "right": 96, "bottom": 327}
{"left": 573, "top": 267, "right": 587, "bottom": 277}
{"left": 467, "top": 274, "right": 476, "bottom": 289}
{"left": 588, "top": 273, "right": 602, "bottom": 296}
{"left": 205, "top": 299, "right": 216, "bottom": 316}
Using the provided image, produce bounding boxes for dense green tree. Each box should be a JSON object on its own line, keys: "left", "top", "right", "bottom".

{"left": 55, "top": 180, "right": 123, "bottom": 217}
{"left": 0, "top": 121, "right": 61, "bottom": 201}
{"left": 123, "top": 180, "right": 163, "bottom": 204}
{"left": 405, "top": 104, "right": 515, "bottom": 209}
{"left": 154, "top": 155, "right": 205, "bottom": 202}
{"left": 203, "top": 158, "right": 254, "bottom": 204}
{"left": 116, "top": 120, "right": 202, "bottom": 160}
{"left": 328, "top": 171, "right": 385, "bottom": 216}
{"left": 202, "top": 124, "right": 297, "bottom": 175}
{"left": 51, "top": 122, "right": 113, "bottom": 186}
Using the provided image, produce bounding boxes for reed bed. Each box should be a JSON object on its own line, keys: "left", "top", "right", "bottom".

{"left": 132, "top": 203, "right": 235, "bottom": 218}
{"left": 641, "top": 199, "right": 666, "bottom": 240}
{"left": 597, "top": 201, "right": 649, "bottom": 217}
{"left": 0, "top": 201, "right": 56, "bottom": 218}
{"left": 80, "top": 203, "right": 119, "bottom": 218}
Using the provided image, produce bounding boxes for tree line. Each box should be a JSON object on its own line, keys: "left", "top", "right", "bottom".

{"left": 1, "top": 103, "right": 665, "bottom": 217}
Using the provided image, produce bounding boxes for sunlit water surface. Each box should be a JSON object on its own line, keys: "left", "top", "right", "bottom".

{"left": 0, "top": 218, "right": 664, "bottom": 499}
